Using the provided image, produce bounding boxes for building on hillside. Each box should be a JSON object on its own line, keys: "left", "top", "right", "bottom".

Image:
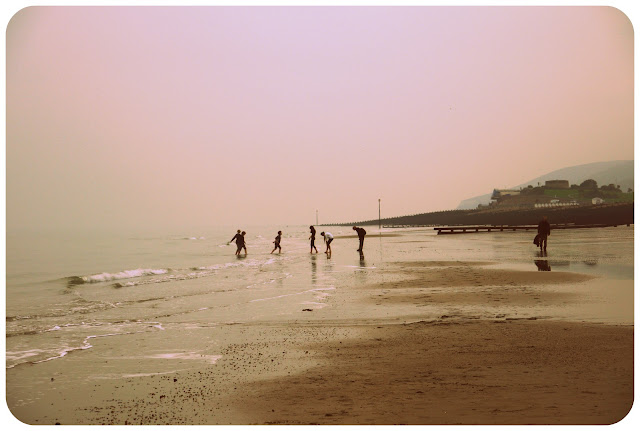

{"left": 592, "top": 197, "right": 604, "bottom": 205}
{"left": 491, "top": 189, "right": 520, "bottom": 200}
{"left": 545, "top": 179, "right": 570, "bottom": 189}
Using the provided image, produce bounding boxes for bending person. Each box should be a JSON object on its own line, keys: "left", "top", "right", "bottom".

{"left": 320, "top": 231, "right": 333, "bottom": 254}
{"left": 353, "top": 226, "right": 367, "bottom": 252}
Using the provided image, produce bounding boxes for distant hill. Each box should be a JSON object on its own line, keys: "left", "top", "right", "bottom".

{"left": 457, "top": 160, "right": 634, "bottom": 209}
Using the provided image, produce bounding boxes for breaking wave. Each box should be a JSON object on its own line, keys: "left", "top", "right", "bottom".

{"left": 64, "top": 258, "right": 281, "bottom": 289}
{"left": 66, "top": 269, "right": 169, "bottom": 287}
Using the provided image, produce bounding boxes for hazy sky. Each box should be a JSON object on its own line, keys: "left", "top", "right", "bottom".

{"left": 5, "top": 6, "right": 634, "bottom": 230}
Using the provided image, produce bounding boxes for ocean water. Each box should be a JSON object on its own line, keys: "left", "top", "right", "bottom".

{"left": 5, "top": 225, "right": 348, "bottom": 369}
{"left": 5, "top": 224, "right": 634, "bottom": 372}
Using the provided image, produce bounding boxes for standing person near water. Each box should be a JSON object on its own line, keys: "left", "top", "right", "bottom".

{"left": 240, "top": 231, "right": 247, "bottom": 255}
{"left": 309, "top": 226, "right": 319, "bottom": 253}
{"left": 353, "top": 226, "right": 367, "bottom": 252}
{"left": 320, "top": 231, "right": 333, "bottom": 254}
{"left": 537, "top": 216, "right": 551, "bottom": 252}
{"left": 229, "top": 230, "right": 243, "bottom": 256}
{"left": 271, "top": 231, "right": 282, "bottom": 254}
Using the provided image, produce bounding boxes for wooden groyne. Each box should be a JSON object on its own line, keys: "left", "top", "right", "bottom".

{"left": 434, "top": 223, "right": 631, "bottom": 235}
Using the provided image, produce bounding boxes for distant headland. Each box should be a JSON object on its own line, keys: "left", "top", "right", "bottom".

{"left": 457, "top": 160, "right": 633, "bottom": 209}
{"left": 331, "top": 160, "right": 634, "bottom": 228}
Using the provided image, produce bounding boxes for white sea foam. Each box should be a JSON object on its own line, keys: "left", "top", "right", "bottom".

{"left": 147, "top": 352, "right": 222, "bottom": 364}
{"left": 7, "top": 322, "right": 168, "bottom": 368}
{"left": 6, "top": 349, "right": 46, "bottom": 362}
{"left": 301, "top": 301, "right": 328, "bottom": 309}
{"left": 120, "top": 371, "right": 180, "bottom": 379}
{"left": 250, "top": 286, "right": 335, "bottom": 303}
{"left": 151, "top": 323, "right": 165, "bottom": 331}
{"left": 90, "top": 371, "right": 183, "bottom": 380}
{"left": 82, "top": 268, "right": 169, "bottom": 283}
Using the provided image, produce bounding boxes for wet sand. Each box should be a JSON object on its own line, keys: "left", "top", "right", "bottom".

{"left": 8, "top": 258, "right": 633, "bottom": 426}
{"left": 230, "top": 262, "right": 633, "bottom": 425}
{"left": 235, "top": 320, "right": 633, "bottom": 425}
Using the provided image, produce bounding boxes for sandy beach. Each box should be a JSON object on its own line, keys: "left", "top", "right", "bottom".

{"left": 6, "top": 5, "right": 635, "bottom": 428}
{"left": 6, "top": 227, "right": 634, "bottom": 425}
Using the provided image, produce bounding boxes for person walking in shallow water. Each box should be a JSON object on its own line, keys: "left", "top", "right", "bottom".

{"left": 353, "top": 226, "right": 367, "bottom": 252}
{"left": 309, "top": 226, "right": 319, "bottom": 253}
{"left": 229, "top": 230, "right": 243, "bottom": 256}
{"left": 537, "top": 216, "right": 551, "bottom": 252}
{"left": 320, "top": 231, "right": 333, "bottom": 254}
{"left": 271, "top": 231, "right": 282, "bottom": 254}
{"left": 240, "top": 231, "right": 247, "bottom": 255}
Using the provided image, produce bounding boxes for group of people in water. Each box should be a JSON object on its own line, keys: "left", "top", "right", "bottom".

{"left": 229, "top": 225, "right": 368, "bottom": 257}
{"left": 228, "top": 217, "right": 551, "bottom": 257}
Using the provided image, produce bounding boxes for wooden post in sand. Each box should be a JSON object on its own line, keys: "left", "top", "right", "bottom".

{"left": 378, "top": 199, "right": 381, "bottom": 230}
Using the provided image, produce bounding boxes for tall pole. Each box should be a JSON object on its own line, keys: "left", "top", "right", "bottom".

{"left": 378, "top": 199, "right": 381, "bottom": 230}
{"left": 316, "top": 209, "right": 318, "bottom": 226}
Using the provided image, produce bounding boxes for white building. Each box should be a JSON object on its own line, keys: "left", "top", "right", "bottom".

{"left": 592, "top": 197, "right": 604, "bottom": 205}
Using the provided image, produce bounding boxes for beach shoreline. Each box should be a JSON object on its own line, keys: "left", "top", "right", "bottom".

{"left": 7, "top": 252, "right": 634, "bottom": 425}
{"left": 6, "top": 5, "right": 635, "bottom": 427}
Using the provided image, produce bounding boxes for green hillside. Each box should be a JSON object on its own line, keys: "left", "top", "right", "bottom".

{"left": 543, "top": 189, "right": 633, "bottom": 203}
{"left": 458, "top": 160, "right": 633, "bottom": 209}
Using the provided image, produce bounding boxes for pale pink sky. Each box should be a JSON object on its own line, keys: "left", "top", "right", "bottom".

{"left": 6, "top": 6, "right": 634, "bottom": 230}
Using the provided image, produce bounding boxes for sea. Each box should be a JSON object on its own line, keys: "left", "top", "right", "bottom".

{"left": 6, "top": 225, "right": 343, "bottom": 370}
{"left": 5, "top": 224, "right": 634, "bottom": 373}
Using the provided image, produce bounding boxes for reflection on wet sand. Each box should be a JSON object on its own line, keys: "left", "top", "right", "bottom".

{"left": 310, "top": 254, "right": 317, "bottom": 285}
{"left": 534, "top": 260, "right": 551, "bottom": 271}
{"left": 355, "top": 252, "right": 368, "bottom": 283}
{"left": 533, "top": 257, "right": 602, "bottom": 273}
